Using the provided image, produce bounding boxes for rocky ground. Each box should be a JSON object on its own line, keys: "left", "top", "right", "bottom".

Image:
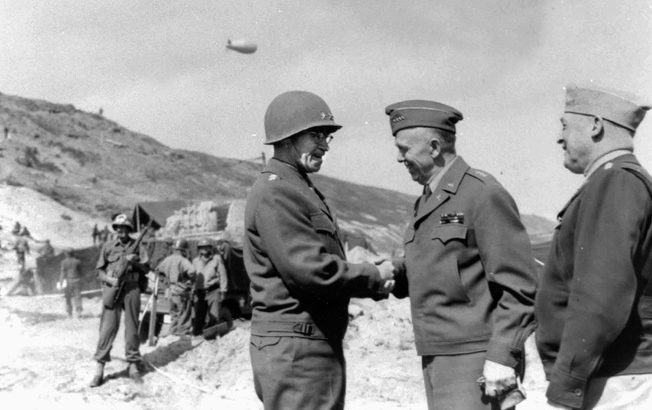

{"left": 0, "top": 183, "right": 551, "bottom": 409}
{"left": 0, "top": 274, "right": 551, "bottom": 410}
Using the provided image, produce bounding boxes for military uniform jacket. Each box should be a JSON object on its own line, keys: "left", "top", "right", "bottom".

{"left": 535, "top": 153, "right": 652, "bottom": 408}
{"left": 192, "top": 255, "right": 228, "bottom": 292}
{"left": 393, "top": 157, "right": 537, "bottom": 366}
{"left": 157, "top": 253, "right": 195, "bottom": 296}
{"left": 96, "top": 237, "right": 149, "bottom": 294}
{"left": 244, "top": 158, "right": 384, "bottom": 341}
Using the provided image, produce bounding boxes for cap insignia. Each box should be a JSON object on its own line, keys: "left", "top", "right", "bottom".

{"left": 391, "top": 114, "right": 405, "bottom": 123}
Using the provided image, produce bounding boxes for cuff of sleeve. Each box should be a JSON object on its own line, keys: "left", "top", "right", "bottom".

{"left": 485, "top": 341, "right": 521, "bottom": 368}
{"left": 546, "top": 368, "right": 587, "bottom": 409}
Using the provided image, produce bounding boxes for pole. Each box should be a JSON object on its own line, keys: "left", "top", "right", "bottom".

{"left": 148, "top": 273, "right": 160, "bottom": 346}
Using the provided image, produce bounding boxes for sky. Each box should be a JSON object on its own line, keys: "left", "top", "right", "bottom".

{"left": 1, "top": 0, "right": 651, "bottom": 218}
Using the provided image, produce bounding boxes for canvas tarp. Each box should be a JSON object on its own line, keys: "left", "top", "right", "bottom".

{"left": 132, "top": 200, "right": 188, "bottom": 230}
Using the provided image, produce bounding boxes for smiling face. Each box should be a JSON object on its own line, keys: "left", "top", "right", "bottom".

{"left": 558, "top": 113, "right": 596, "bottom": 174}
{"left": 291, "top": 128, "right": 334, "bottom": 173}
{"left": 394, "top": 127, "right": 439, "bottom": 185}
{"left": 115, "top": 225, "right": 131, "bottom": 242}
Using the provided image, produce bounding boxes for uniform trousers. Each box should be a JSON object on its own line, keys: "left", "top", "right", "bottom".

{"left": 205, "top": 288, "right": 223, "bottom": 327}
{"left": 192, "top": 289, "right": 206, "bottom": 334}
{"left": 64, "top": 280, "right": 82, "bottom": 316}
{"left": 169, "top": 292, "right": 193, "bottom": 335}
{"left": 250, "top": 335, "right": 345, "bottom": 410}
{"left": 422, "top": 352, "right": 500, "bottom": 410}
{"left": 93, "top": 281, "right": 141, "bottom": 363}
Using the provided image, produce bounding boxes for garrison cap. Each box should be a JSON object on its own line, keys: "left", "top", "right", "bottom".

{"left": 385, "top": 100, "right": 463, "bottom": 135}
{"left": 564, "top": 85, "right": 650, "bottom": 132}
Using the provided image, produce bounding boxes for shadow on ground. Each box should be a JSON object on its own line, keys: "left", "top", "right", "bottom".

{"left": 7, "top": 308, "right": 68, "bottom": 325}
{"left": 141, "top": 337, "right": 203, "bottom": 375}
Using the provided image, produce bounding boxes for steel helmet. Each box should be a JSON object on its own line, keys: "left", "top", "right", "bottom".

{"left": 172, "top": 238, "right": 188, "bottom": 250}
{"left": 197, "top": 239, "right": 212, "bottom": 248}
{"left": 111, "top": 214, "right": 135, "bottom": 231}
{"left": 263, "top": 91, "right": 342, "bottom": 145}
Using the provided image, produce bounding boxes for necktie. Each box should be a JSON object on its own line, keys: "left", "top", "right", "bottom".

{"left": 422, "top": 184, "right": 432, "bottom": 201}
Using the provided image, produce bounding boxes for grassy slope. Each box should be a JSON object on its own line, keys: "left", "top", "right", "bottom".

{"left": 0, "top": 91, "right": 553, "bottom": 252}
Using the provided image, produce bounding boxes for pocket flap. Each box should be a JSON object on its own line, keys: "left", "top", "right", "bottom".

{"left": 432, "top": 224, "right": 468, "bottom": 244}
{"left": 310, "top": 213, "right": 336, "bottom": 234}
{"left": 250, "top": 335, "right": 282, "bottom": 350}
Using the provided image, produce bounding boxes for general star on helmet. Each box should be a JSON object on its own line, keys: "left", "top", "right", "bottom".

{"left": 320, "top": 112, "right": 334, "bottom": 120}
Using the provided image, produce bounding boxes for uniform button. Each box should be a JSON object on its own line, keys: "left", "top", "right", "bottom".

{"left": 573, "top": 388, "right": 582, "bottom": 396}
{"left": 418, "top": 313, "right": 425, "bottom": 318}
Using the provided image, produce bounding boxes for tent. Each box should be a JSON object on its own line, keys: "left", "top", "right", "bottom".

{"left": 132, "top": 200, "right": 188, "bottom": 230}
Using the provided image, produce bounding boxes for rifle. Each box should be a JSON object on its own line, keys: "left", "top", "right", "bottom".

{"left": 102, "top": 221, "right": 152, "bottom": 309}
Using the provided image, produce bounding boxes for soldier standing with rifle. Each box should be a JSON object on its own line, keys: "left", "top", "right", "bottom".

{"left": 90, "top": 214, "right": 149, "bottom": 387}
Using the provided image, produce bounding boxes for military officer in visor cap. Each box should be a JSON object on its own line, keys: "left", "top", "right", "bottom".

{"left": 244, "top": 90, "right": 396, "bottom": 410}
{"left": 536, "top": 85, "right": 652, "bottom": 409}
{"left": 384, "top": 100, "right": 538, "bottom": 409}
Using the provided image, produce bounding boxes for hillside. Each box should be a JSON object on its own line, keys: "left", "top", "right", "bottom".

{"left": 0, "top": 91, "right": 554, "bottom": 253}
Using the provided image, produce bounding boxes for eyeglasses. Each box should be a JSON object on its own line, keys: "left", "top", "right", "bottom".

{"left": 307, "top": 131, "right": 334, "bottom": 145}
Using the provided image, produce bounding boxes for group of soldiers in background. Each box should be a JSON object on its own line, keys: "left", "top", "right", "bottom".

{"left": 154, "top": 237, "right": 229, "bottom": 337}
{"left": 89, "top": 213, "right": 230, "bottom": 387}
{"left": 5, "top": 222, "right": 54, "bottom": 297}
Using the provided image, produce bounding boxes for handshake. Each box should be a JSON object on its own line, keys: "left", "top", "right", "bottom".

{"left": 375, "top": 259, "right": 397, "bottom": 294}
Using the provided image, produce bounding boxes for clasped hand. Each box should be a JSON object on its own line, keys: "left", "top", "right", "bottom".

{"left": 480, "top": 360, "right": 517, "bottom": 398}
{"left": 375, "top": 259, "right": 396, "bottom": 294}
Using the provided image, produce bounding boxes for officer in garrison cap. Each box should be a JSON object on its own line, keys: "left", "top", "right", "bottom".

{"left": 535, "top": 85, "right": 652, "bottom": 409}
{"left": 385, "top": 100, "right": 538, "bottom": 410}
{"left": 244, "top": 90, "right": 395, "bottom": 410}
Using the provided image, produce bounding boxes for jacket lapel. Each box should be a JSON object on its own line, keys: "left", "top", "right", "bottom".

{"left": 414, "top": 157, "right": 469, "bottom": 226}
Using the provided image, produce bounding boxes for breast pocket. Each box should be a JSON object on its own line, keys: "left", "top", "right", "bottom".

{"left": 431, "top": 224, "right": 470, "bottom": 303}
{"left": 432, "top": 224, "right": 468, "bottom": 245}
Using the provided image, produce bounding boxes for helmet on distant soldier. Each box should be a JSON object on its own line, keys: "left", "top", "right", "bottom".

{"left": 172, "top": 238, "right": 188, "bottom": 250}
{"left": 263, "top": 91, "right": 342, "bottom": 145}
{"left": 197, "top": 239, "right": 212, "bottom": 248}
{"left": 111, "top": 214, "right": 134, "bottom": 231}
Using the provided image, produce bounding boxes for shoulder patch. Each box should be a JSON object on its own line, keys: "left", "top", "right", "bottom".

{"left": 472, "top": 169, "right": 488, "bottom": 178}
{"left": 467, "top": 168, "right": 490, "bottom": 184}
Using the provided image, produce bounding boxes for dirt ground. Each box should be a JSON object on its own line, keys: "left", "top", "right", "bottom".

{"left": 0, "top": 286, "right": 551, "bottom": 410}
{"left": 0, "top": 223, "right": 549, "bottom": 410}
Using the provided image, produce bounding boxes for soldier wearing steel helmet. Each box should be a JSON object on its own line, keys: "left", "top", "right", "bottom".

{"left": 90, "top": 214, "right": 150, "bottom": 387}
{"left": 156, "top": 238, "right": 196, "bottom": 336}
{"left": 244, "top": 90, "right": 396, "bottom": 410}
{"left": 192, "top": 238, "right": 228, "bottom": 332}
